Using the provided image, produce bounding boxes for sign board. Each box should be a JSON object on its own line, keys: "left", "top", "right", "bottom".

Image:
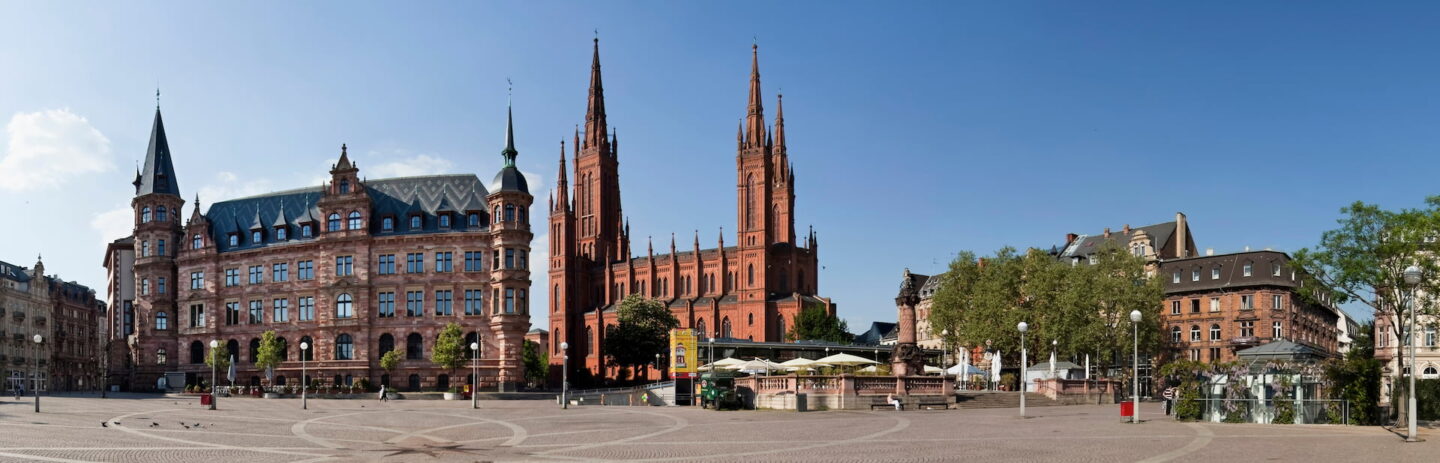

{"left": 669, "top": 328, "right": 699, "bottom": 379}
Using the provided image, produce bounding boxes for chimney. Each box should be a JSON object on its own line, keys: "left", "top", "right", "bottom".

{"left": 1175, "top": 212, "right": 1188, "bottom": 257}
{"left": 1065, "top": 233, "right": 1078, "bottom": 245}
{"left": 1122, "top": 224, "right": 1131, "bottom": 234}
{"left": 1206, "top": 248, "right": 1214, "bottom": 256}
{"left": 1103, "top": 228, "right": 1111, "bottom": 238}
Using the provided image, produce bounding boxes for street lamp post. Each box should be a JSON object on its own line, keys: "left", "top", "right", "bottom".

{"left": 1404, "top": 265, "right": 1422, "bottom": 442}
{"left": 654, "top": 353, "right": 661, "bottom": 381}
{"left": 471, "top": 341, "right": 481, "bottom": 409}
{"left": 208, "top": 340, "right": 218, "bottom": 411}
{"left": 941, "top": 329, "right": 950, "bottom": 376}
{"left": 31, "top": 332, "right": 41, "bottom": 411}
{"left": 1130, "top": 309, "right": 1142, "bottom": 424}
{"left": 1017, "top": 322, "right": 1028, "bottom": 418}
{"left": 560, "top": 342, "right": 569, "bottom": 409}
{"left": 300, "top": 341, "right": 309, "bottom": 410}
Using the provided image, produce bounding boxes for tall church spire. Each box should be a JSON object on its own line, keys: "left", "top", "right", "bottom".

{"left": 502, "top": 85, "right": 518, "bottom": 167}
{"left": 584, "top": 37, "right": 608, "bottom": 150}
{"left": 774, "top": 93, "right": 786, "bottom": 152}
{"left": 136, "top": 107, "right": 180, "bottom": 196}
{"left": 745, "top": 44, "right": 766, "bottom": 148}
{"left": 555, "top": 140, "right": 569, "bottom": 210}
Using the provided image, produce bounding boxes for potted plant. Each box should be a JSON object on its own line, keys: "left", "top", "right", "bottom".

{"left": 444, "top": 386, "right": 461, "bottom": 400}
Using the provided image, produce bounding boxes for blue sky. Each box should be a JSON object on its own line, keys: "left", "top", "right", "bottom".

{"left": 2, "top": 1, "right": 1437, "bottom": 328}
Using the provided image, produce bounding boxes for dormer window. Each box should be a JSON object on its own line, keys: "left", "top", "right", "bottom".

{"left": 252, "top": 230, "right": 262, "bottom": 244}
{"left": 327, "top": 213, "right": 341, "bottom": 232}
{"left": 228, "top": 234, "right": 238, "bottom": 247}
{"left": 382, "top": 217, "right": 394, "bottom": 231}
{"left": 157, "top": 206, "right": 168, "bottom": 222}
{"left": 410, "top": 215, "right": 422, "bottom": 230}
{"left": 276, "top": 227, "right": 287, "bottom": 240}
{"left": 339, "top": 181, "right": 350, "bottom": 194}
{"left": 439, "top": 214, "right": 451, "bottom": 228}
{"left": 468, "top": 213, "right": 479, "bottom": 227}
{"left": 141, "top": 207, "right": 152, "bottom": 223}
{"left": 301, "top": 224, "right": 313, "bottom": 238}
{"left": 192, "top": 234, "right": 203, "bottom": 249}
{"left": 1243, "top": 262, "right": 1253, "bottom": 277}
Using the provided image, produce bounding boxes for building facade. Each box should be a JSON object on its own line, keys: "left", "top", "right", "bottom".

{"left": 103, "top": 103, "right": 533, "bottom": 392}
{"left": 549, "top": 40, "right": 831, "bottom": 382}
{"left": 47, "top": 278, "right": 104, "bottom": 391}
{"left": 1159, "top": 250, "right": 1341, "bottom": 364}
{"left": 2, "top": 257, "right": 52, "bottom": 393}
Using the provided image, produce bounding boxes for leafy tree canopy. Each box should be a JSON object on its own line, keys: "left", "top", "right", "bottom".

{"left": 255, "top": 330, "right": 284, "bottom": 374}
{"left": 523, "top": 340, "right": 548, "bottom": 386}
{"left": 431, "top": 323, "right": 467, "bottom": 372}
{"left": 787, "top": 303, "right": 851, "bottom": 343}
{"left": 380, "top": 349, "right": 403, "bottom": 372}
{"left": 603, "top": 294, "right": 680, "bottom": 373}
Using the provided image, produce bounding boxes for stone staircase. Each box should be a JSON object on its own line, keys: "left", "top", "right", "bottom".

{"left": 953, "top": 391, "right": 1060, "bottom": 409}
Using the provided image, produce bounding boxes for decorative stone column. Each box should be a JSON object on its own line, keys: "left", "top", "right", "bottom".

{"left": 892, "top": 269, "right": 923, "bottom": 377}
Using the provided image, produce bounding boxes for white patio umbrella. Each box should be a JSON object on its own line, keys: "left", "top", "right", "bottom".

{"left": 923, "top": 365, "right": 944, "bottom": 374}
{"left": 779, "top": 358, "right": 819, "bottom": 371}
{"left": 728, "top": 359, "right": 786, "bottom": 374}
{"left": 1049, "top": 350, "right": 1056, "bottom": 378}
{"left": 958, "top": 348, "right": 969, "bottom": 385}
{"left": 990, "top": 351, "right": 1002, "bottom": 388}
{"left": 699, "top": 357, "right": 746, "bottom": 371}
{"left": 815, "top": 353, "right": 880, "bottom": 367}
{"left": 858, "top": 365, "right": 880, "bottom": 373}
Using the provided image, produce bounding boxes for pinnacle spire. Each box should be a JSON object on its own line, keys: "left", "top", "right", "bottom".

{"left": 774, "top": 93, "right": 786, "bottom": 151}
{"left": 584, "top": 37, "right": 608, "bottom": 149}
{"left": 745, "top": 43, "right": 765, "bottom": 147}
{"left": 335, "top": 143, "right": 353, "bottom": 170}
{"left": 136, "top": 106, "right": 181, "bottom": 196}
{"left": 502, "top": 92, "right": 518, "bottom": 167}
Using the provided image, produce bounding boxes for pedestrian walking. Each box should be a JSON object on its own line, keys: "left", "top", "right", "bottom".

{"left": 378, "top": 384, "right": 388, "bottom": 402}
{"left": 1162, "top": 386, "right": 1177, "bottom": 416}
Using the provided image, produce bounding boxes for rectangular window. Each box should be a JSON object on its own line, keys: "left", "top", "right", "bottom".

{"left": 464, "top": 290, "right": 483, "bottom": 315}
{"left": 1272, "top": 321, "right": 1282, "bottom": 339}
{"left": 249, "top": 300, "right": 263, "bottom": 324}
{"left": 1191, "top": 299, "right": 1200, "bottom": 314}
{"left": 378, "top": 292, "right": 395, "bottom": 318}
{"left": 1172, "top": 271, "right": 1180, "bottom": 283}
{"left": 1243, "top": 262, "right": 1253, "bottom": 276}
{"left": 493, "top": 250, "right": 501, "bottom": 270}
{"left": 406, "top": 291, "right": 423, "bottom": 317}
{"left": 225, "top": 302, "right": 240, "bottom": 326}
{"left": 493, "top": 288, "right": 500, "bottom": 313}
{"left": 1191, "top": 327, "right": 1201, "bottom": 342}
{"left": 435, "top": 290, "right": 453, "bottom": 315}
{"left": 249, "top": 265, "right": 263, "bottom": 284}
{"left": 272, "top": 263, "right": 289, "bottom": 282}
{"left": 505, "top": 288, "right": 515, "bottom": 313}
{"left": 190, "top": 271, "right": 204, "bottom": 290}
{"left": 519, "top": 289, "right": 527, "bottom": 312}
{"left": 464, "top": 251, "right": 483, "bottom": 272}
{"left": 1170, "top": 301, "right": 1180, "bottom": 315}
{"left": 1273, "top": 294, "right": 1284, "bottom": 311}
{"left": 1191, "top": 270, "right": 1199, "bottom": 282}
{"left": 273, "top": 299, "right": 289, "bottom": 323}
{"left": 141, "top": 279, "right": 150, "bottom": 295}
{"left": 158, "top": 239, "right": 166, "bottom": 256}
{"left": 298, "top": 296, "right": 315, "bottom": 321}
{"left": 336, "top": 256, "right": 353, "bottom": 276}
{"left": 1273, "top": 264, "right": 1282, "bottom": 277}
{"left": 1210, "top": 325, "right": 1221, "bottom": 340}
{"left": 406, "top": 253, "right": 423, "bottom": 273}
{"left": 436, "top": 252, "right": 453, "bottom": 273}
{"left": 157, "top": 277, "right": 166, "bottom": 294}
{"left": 1240, "top": 321, "right": 1254, "bottom": 338}
{"left": 378, "top": 254, "right": 396, "bottom": 275}
{"left": 1209, "top": 297, "right": 1220, "bottom": 312}
{"left": 1190, "top": 349, "right": 1200, "bottom": 361}
{"left": 190, "top": 304, "right": 205, "bottom": 328}
{"left": 520, "top": 250, "right": 528, "bottom": 270}
{"left": 1212, "top": 267, "right": 1220, "bottom": 280}
{"left": 505, "top": 249, "right": 515, "bottom": 269}
{"left": 1241, "top": 295, "right": 1254, "bottom": 310}
{"left": 1209, "top": 347, "right": 1220, "bottom": 362}
{"left": 298, "top": 260, "right": 314, "bottom": 280}
{"left": 1427, "top": 328, "right": 1436, "bottom": 347}
{"left": 225, "top": 268, "right": 239, "bottom": 287}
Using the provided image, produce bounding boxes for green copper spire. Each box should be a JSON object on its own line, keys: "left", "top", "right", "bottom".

{"left": 501, "top": 80, "right": 518, "bottom": 167}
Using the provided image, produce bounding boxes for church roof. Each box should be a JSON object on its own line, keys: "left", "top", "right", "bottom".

{"left": 134, "top": 108, "right": 181, "bottom": 196}
{"left": 204, "top": 174, "right": 489, "bottom": 252}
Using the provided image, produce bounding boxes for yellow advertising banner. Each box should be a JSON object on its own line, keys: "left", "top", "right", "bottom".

{"left": 669, "top": 328, "right": 699, "bottom": 378}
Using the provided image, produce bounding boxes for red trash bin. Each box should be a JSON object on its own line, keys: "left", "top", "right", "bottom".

{"left": 1119, "top": 401, "right": 1134, "bottom": 417}
{"left": 200, "top": 394, "right": 213, "bottom": 406}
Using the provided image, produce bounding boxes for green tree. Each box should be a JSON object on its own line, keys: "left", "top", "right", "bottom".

{"left": 603, "top": 294, "right": 680, "bottom": 379}
{"left": 787, "top": 303, "right": 851, "bottom": 343}
{"left": 255, "top": 330, "right": 283, "bottom": 379}
{"left": 1325, "top": 322, "right": 1382, "bottom": 424}
{"left": 522, "top": 340, "right": 548, "bottom": 387}
{"left": 431, "top": 323, "right": 467, "bottom": 375}
{"left": 205, "top": 342, "right": 231, "bottom": 371}
{"left": 1292, "top": 198, "right": 1440, "bottom": 407}
{"left": 380, "top": 349, "right": 403, "bottom": 374}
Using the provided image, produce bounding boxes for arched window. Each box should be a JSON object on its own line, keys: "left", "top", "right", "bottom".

{"left": 748, "top": 313, "right": 754, "bottom": 326}
{"left": 407, "top": 333, "right": 423, "bottom": 360}
{"left": 155, "top": 312, "right": 168, "bottom": 330}
{"left": 468, "top": 213, "right": 479, "bottom": 227}
{"left": 192, "top": 234, "right": 203, "bottom": 249}
{"left": 437, "top": 374, "right": 450, "bottom": 390}
{"left": 249, "top": 338, "right": 261, "bottom": 363}
{"left": 347, "top": 211, "right": 362, "bottom": 230}
{"left": 721, "top": 318, "right": 733, "bottom": 339}
{"left": 696, "top": 319, "right": 707, "bottom": 338}
{"left": 1425, "top": 366, "right": 1439, "bottom": 379}
{"left": 1210, "top": 324, "right": 1221, "bottom": 341}
{"left": 379, "top": 333, "right": 394, "bottom": 357}
{"left": 277, "top": 337, "right": 288, "bottom": 360}
{"left": 335, "top": 293, "right": 353, "bottom": 318}
{"left": 410, "top": 215, "right": 421, "bottom": 229}
{"left": 300, "top": 336, "right": 314, "bottom": 361}
{"left": 747, "top": 264, "right": 755, "bottom": 286}
{"left": 744, "top": 174, "right": 753, "bottom": 228}
{"left": 335, "top": 334, "right": 353, "bottom": 360}
{"left": 302, "top": 224, "right": 313, "bottom": 238}
{"left": 586, "top": 326, "right": 594, "bottom": 357}
{"left": 227, "top": 340, "right": 240, "bottom": 362}
{"left": 493, "top": 206, "right": 501, "bottom": 223}
{"left": 1190, "top": 325, "right": 1201, "bottom": 342}
{"left": 327, "top": 213, "right": 341, "bottom": 232}
{"left": 382, "top": 217, "right": 394, "bottom": 231}
{"left": 190, "top": 341, "right": 204, "bottom": 364}
{"left": 157, "top": 206, "right": 167, "bottom": 222}
{"left": 141, "top": 207, "right": 152, "bottom": 223}
{"left": 1170, "top": 326, "right": 1181, "bottom": 343}
{"left": 553, "top": 284, "right": 559, "bottom": 313}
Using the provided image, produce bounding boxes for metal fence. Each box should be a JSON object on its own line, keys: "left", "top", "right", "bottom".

{"left": 1195, "top": 397, "right": 1350, "bottom": 425}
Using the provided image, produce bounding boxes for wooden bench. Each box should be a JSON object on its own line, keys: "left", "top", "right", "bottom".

{"left": 869, "top": 397, "right": 904, "bottom": 410}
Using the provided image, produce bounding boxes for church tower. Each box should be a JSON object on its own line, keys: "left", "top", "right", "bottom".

{"left": 129, "top": 104, "right": 185, "bottom": 389}
{"left": 487, "top": 96, "right": 534, "bottom": 391}
{"left": 736, "top": 44, "right": 781, "bottom": 303}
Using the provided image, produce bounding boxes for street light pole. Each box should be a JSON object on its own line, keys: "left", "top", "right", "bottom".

{"left": 1404, "top": 265, "right": 1422, "bottom": 442}
{"left": 471, "top": 341, "right": 480, "bottom": 409}
{"left": 1017, "top": 322, "right": 1027, "bottom": 418}
{"left": 32, "top": 332, "right": 42, "bottom": 411}
{"left": 560, "top": 341, "right": 569, "bottom": 409}
{"left": 300, "top": 341, "right": 309, "bottom": 410}
{"left": 207, "top": 340, "right": 219, "bottom": 411}
{"left": 1130, "top": 309, "right": 1142, "bottom": 424}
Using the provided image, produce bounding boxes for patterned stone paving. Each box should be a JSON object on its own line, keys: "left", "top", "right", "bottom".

{"left": 0, "top": 394, "right": 1434, "bottom": 462}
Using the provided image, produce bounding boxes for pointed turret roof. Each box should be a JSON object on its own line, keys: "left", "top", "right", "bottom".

{"left": 491, "top": 93, "right": 529, "bottom": 194}
{"left": 744, "top": 44, "right": 766, "bottom": 148}
{"left": 136, "top": 108, "right": 181, "bottom": 196}
{"left": 335, "top": 143, "right": 354, "bottom": 171}
{"left": 774, "top": 93, "right": 786, "bottom": 151}
{"left": 583, "top": 37, "right": 608, "bottom": 149}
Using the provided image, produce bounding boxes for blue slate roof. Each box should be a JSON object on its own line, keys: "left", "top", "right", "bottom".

{"left": 134, "top": 108, "right": 181, "bottom": 197}
{"left": 0, "top": 259, "right": 32, "bottom": 283}
{"left": 204, "top": 174, "right": 491, "bottom": 252}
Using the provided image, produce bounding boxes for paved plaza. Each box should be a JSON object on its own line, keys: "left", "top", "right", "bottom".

{"left": 0, "top": 394, "right": 1434, "bottom": 462}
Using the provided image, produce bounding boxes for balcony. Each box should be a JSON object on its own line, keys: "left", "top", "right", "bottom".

{"left": 10, "top": 311, "right": 23, "bottom": 321}
{"left": 34, "top": 316, "right": 46, "bottom": 326}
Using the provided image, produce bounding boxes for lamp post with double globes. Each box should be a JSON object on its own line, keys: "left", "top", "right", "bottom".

{"left": 471, "top": 341, "right": 481, "bottom": 410}
{"left": 208, "top": 340, "right": 219, "bottom": 410}
{"left": 1017, "top": 321, "right": 1028, "bottom": 418}
{"left": 31, "top": 332, "right": 41, "bottom": 411}
{"left": 1404, "top": 265, "right": 1422, "bottom": 442}
{"left": 300, "top": 341, "right": 309, "bottom": 410}
{"left": 560, "top": 341, "right": 569, "bottom": 409}
{"left": 1130, "top": 309, "right": 1143, "bottom": 424}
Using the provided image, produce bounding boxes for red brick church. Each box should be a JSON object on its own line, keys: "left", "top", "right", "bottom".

{"left": 548, "top": 40, "right": 833, "bottom": 382}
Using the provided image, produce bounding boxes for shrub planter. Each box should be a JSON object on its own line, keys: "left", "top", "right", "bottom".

{"left": 443, "top": 392, "right": 458, "bottom": 400}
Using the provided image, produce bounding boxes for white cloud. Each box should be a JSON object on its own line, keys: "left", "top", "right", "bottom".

{"left": 0, "top": 109, "right": 113, "bottom": 190}
{"left": 198, "top": 171, "right": 276, "bottom": 205}
{"left": 90, "top": 205, "right": 134, "bottom": 243}
{"left": 366, "top": 153, "right": 456, "bottom": 178}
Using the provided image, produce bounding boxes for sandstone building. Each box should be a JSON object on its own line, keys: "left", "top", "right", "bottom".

{"left": 103, "top": 102, "right": 533, "bottom": 392}
{"left": 2, "top": 257, "right": 104, "bottom": 393}
{"left": 548, "top": 41, "right": 831, "bottom": 382}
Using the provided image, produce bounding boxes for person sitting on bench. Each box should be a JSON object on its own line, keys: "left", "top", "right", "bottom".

{"left": 887, "top": 393, "right": 902, "bottom": 411}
